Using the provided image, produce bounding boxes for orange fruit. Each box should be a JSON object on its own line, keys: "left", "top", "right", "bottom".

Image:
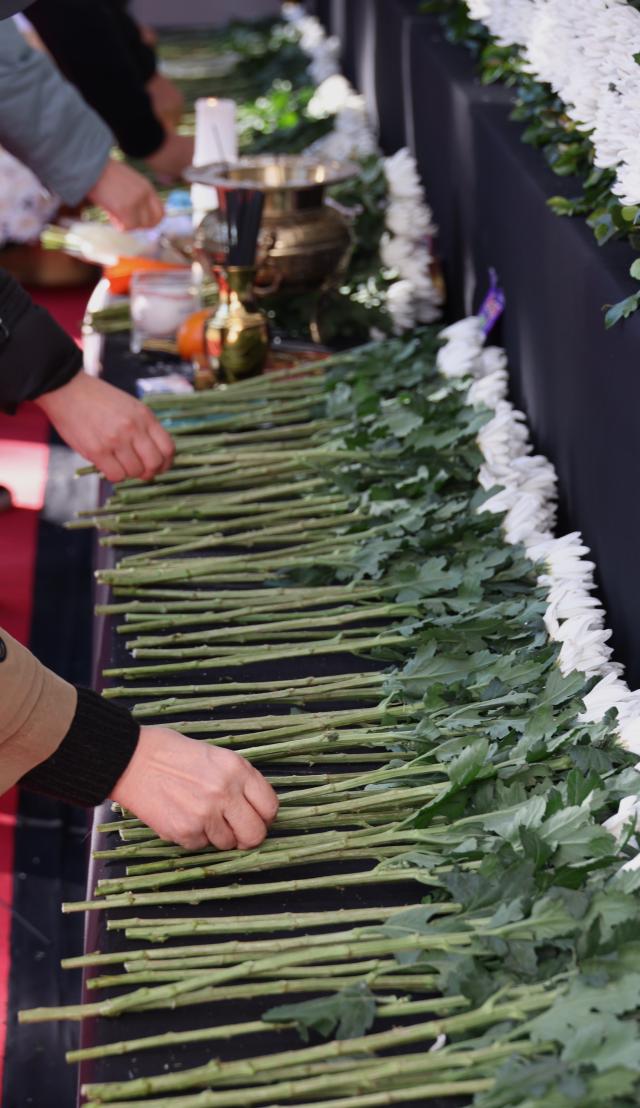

{"left": 177, "top": 308, "right": 211, "bottom": 361}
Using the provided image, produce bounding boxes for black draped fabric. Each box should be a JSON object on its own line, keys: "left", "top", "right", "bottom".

{"left": 405, "top": 17, "right": 640, "bottom": 687}
{"left": 329, "top": 0, "right": 359, "bottom": 85}
{"left": 312, "top": 0, "right": 331, "bottom": 29}
{"left": 335, "top": 7, "right": 640, "bottom": 688}
{"left": 374, "top": 0, "right": 420, "bottom": 154}
{"left": 347, "top": 0, "right": 377, "bottom": 136}
{"left": 403, "top": 17, "right": 515, "bottom": 322}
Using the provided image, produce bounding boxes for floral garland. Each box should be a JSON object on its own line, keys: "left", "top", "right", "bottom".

{"left": 464, "top": 0, "right": 640, "bottom": 208}
{"left": 439, "top": 316, "right": 640, "bottom": 860}
{"left": 282, "top": 3, "right": 444, "bottom": 332}
{"left": 453, "top": 0, "right": 640, "bottom": 324}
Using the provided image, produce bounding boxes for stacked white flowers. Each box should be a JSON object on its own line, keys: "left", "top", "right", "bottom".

{"left": 282, "top": 2, "right": 443, "bottom": 331}
{"left": 465, "top": 0, "right": 640, "bottom": 207}
{"left": 437, "top": 317, "right": 640, "bottom": 857}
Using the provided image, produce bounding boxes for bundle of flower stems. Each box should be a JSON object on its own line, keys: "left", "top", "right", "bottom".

{"left": 20, "top": 331, "right": 640, "bottom": 1107}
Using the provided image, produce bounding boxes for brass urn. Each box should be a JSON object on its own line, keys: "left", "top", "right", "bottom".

{"left": 186, "top": 155, "right": 359, "bottom": 289}
{"left": 205, "top": 266, "right": 269, "bottom": 382}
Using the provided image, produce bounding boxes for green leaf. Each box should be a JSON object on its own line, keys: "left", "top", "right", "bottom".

{"left": 520, "top": 827, "right": 554, "bottom": 870}
{"left": 447, "top": 736, "right": 491, "bottom": 790}
{"left": 562, "top": 1017, "right": 640, "bottom": 1073}
{"left": 442, "top": 856, "right": 535, "bottom": 912}
{"left": 370, "top": 904, "right": 454, "bottom": 939}
{"left": 378, "top": 397, "right": 424, "bottom": 439}
{"left": 262, "top": 983, "right": 377, "bottom": 1042}
{"left": 539, "top": 806, "right": 616, "bottom": 865}
{"left": 604, "top": 291, "right": 640, "bottom": 328}
{"left": 482, "top": 795, "right": 547, "bottom": 843}
{"left": 565, "top": 768, "right": 603, "bottom": 807}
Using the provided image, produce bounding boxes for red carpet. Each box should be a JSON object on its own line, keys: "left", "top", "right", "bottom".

{"left": 0, "top": 403, "right": 51, "bottom": 1097}
{"left": 25, "top": 285, "right": 85, "bottom": 348}
{"left": 0, "top": 284, "right": 87, "bottom": 1099}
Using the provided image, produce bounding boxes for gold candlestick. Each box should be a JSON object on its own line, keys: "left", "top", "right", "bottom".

{"left": 205, "top": 266, "right": 269, "bottom": 382}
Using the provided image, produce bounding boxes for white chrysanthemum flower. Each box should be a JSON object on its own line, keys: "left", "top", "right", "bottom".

{"left": 294, "top": 15, "right": 330, "bottom": 56}
{"left": 603, "top": 795, "right": 640, "bottom": 841}
{"left": 385, "top": 199, "right": 435, "bottom": 239}
{"left": 619, "top": 851, "right": 640, "bottom": 873}
{"left": 466, "top": 0, "right": 640, "bottom": 203}
{"left": 281, "top": 2, "right": 306, "bottom": 22}
{"left": 580, "top": 672, "right": 638, "bottom": 723}
{"left": 307, "top": 74, "right": 352, "bottom": 117}
{"left": 380, "top": 231, "right": 417, "bottom": 275}
{"left": 438, "top": 316, "right": 485, "bottom": 347}
{"left": 384, "top": 147, "right": 427, "bottom": 202}
{"left": 386, "top": 279, "right": 416, "bottom": 332}
{"left": 618, "top": 716, "right": 640, "bottom": 758}
{"left": 479, "top": 346, "right": 508, "bottom": 376}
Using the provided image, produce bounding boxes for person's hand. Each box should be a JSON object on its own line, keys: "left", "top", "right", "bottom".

{"left": 138, "top": 23, "right": 158, "bottom": 48}
{"left": 111, "top": 727, "right": 279, "bottom": 851}
{"left": 147, "top": 72, "right": 185, "bottom": 131}
{"left": 35, "top": 373, "right": 174, "bottom": 482}
{"left": 88, "top": 158, "right": 164, "bottom": 230}
{"left": 146, "top": 132, "right": 195, "bottom": 183}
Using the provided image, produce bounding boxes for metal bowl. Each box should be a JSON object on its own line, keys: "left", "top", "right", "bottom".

{"left": 186, "top": 155, "right": 359, "bottom": 288}
{"left": 185, "top": 154, "right": 359, "bottom": 197}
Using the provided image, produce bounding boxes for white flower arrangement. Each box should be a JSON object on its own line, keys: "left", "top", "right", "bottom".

{"left": 464, "top": 0, "right": 640, "bottom": 206}
{"left": 382, "top": 149, "right": 443, "bottom": 327}
{"left": 0, "top": 147, "right": 58, "bottom": 248}
{"left": 437, "top": 317, "right": 640, "bottom": 857}
{"left": 282, "top": 2, "right": 443, "bottom": 332}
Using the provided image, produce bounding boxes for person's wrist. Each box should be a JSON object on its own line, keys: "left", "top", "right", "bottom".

{"left": 34, "top": 369, "right": 83, "bottom": 413}
{"left": 22, "top": 688, "right": 140, "bottom": 808}
{"left": 111, "top": 726, "right": 152, "bottom": 806}
{"left": 86, "top": 156, "right": 115, "bottom": 203}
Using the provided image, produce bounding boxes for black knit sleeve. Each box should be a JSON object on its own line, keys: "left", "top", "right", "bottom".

{"left": 20, "top": 687, "right": 140, "bottom": 807}
{"left": 110, "top": 0, "right": 158, "bottom": 85}
{"left": 0, "top": 269, "right": 82, "bottom": 411}
{"left": 27, "top": 0, "right": 166, "bottom": 159}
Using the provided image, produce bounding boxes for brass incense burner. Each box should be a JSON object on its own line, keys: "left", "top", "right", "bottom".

{"left": 186, "top": 155, "right": 359, "bottom": 289}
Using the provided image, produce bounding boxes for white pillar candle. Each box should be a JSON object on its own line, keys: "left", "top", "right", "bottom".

{"left": 192, "top": 97, "right": 238, "bottom": 225}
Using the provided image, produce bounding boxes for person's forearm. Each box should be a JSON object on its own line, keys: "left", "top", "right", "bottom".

{"left": 21, "top": 688, "right": 140, "bottom": 807}
{"left": 0, "top": 627, "right": 78, "bottom": 796}
{"left": 1, "top": 626, "right": 278, "bottom": 841}
{"left": 0, "top": 624, "right": 138, "bottom": 806}
{"left": 0, "top": 20, "right": 113, "bottom": 204}
{"left": 0, "top": 268, "right": 82, "bottom": 411}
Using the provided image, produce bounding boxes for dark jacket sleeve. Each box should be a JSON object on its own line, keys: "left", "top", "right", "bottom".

{"left": 0, "top": 18, "right": 112, "bottom": 204}
{"left": 21, "top": 686, "right": 140, "bottom": 807}
{"left": 0, "top": 268, "right": 82, "bottom": 410}
{"left": 0, "top": 626, "right": 139, "bottom": 807}
{"left": 27, "top": 0, "right": 166, "bottom": 159}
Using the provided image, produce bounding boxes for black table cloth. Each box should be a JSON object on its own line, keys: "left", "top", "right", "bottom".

{"left": 76, "top": 338, "right": 461, "bottom": 1107}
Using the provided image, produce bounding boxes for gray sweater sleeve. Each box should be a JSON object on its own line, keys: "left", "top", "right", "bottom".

{"left": 0, "top": 19, "right": 114, "bottom": 205}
